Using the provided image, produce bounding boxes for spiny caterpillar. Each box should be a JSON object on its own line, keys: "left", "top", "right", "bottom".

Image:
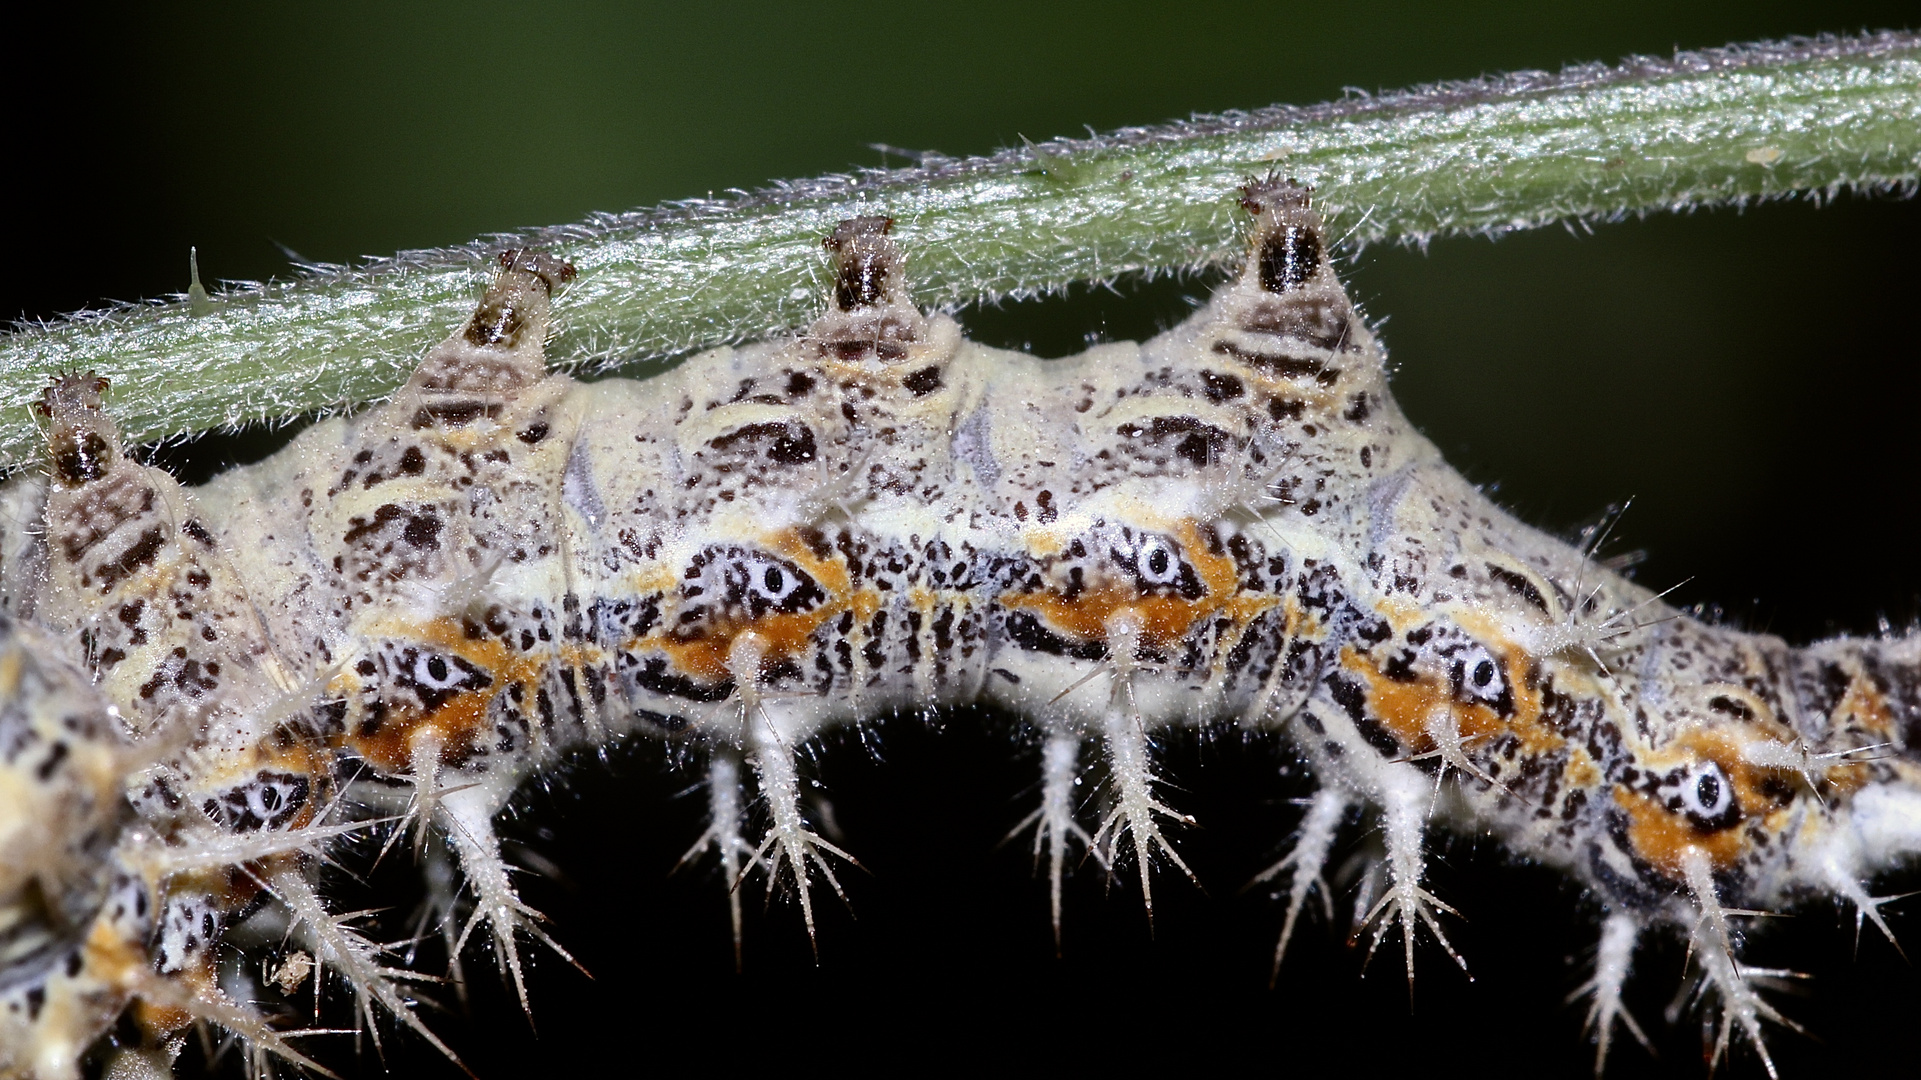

{"left": 2, "top": 179, "right": 1917, "bottom": 1080}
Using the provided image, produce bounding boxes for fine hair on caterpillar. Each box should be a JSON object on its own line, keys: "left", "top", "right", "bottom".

{"left": 1, "top": 164, "right": 1918, "bottom": 1080}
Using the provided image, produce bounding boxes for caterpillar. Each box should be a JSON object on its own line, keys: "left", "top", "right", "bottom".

{"left": 1, "top": 177, "right": 1916, "bottom": 1079}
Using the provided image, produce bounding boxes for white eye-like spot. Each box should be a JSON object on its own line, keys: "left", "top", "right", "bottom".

{"left": 748, "top": 559, "right": 798, "bottom": 602}
{"left": 686, "top": 546, "right": 821, "bottom": 619}
{"left": 244, "top": 775, "right": 307, "bottom": 827}
{"left": 207, "top": 771, "right": 310, "bottom": 832}
{"left": 1680, "top": 762, "right": 1733, "bottom": 820}
{"left": 413, "top": 652, "right": 468, "bottom": 691}
{"left": 1453, "top": 643, "right": 1504, "bottom": 701}
{"left": 1136, "top": 536, "right": 1181, "bottom": 585}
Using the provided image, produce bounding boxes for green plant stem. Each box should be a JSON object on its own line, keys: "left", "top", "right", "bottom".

{"left": 2, "top": 32, "right": 1916, "bottom": 469}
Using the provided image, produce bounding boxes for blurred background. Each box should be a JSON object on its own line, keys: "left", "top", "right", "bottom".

{"left": 8, "top": 2, "right": 1920, "bottom": 1076}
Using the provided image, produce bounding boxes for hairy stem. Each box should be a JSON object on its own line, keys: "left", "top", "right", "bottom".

{"left": 2, "top": 32, "right": 1916, "bottom": 468}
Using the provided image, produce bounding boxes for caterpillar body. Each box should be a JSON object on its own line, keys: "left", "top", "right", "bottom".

{"left": 1, "top": 180, "right": 1916, "bottom": 1079}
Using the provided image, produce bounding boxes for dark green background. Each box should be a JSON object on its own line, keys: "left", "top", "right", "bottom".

{"left": 10, "top": 3, "right": 1920, "bottom": 1077}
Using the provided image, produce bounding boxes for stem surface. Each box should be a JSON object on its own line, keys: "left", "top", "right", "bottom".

{"left": 2, "top": 32, "right": 1916, "bottom": 468}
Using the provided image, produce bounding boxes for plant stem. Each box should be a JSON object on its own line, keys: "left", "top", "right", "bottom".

{"left": 2, "top": 32, "right": 1916, "bottom": 469}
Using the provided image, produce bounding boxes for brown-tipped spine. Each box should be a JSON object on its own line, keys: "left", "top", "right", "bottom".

{"left": 1240, "top": 178, "right": 1324, "bottom": 294}
{"left": 461, "top": 251, "right": 577, "bottom": 351}
{"left": 38, "top": 374, "right": 117, "bottom": 487}
{"left": 824, "top": 217, "right": 901, "bottom": 312}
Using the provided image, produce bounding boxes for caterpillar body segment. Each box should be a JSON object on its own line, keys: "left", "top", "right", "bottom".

{"left": 0, "top": 180, "right": 1917, "bottom": 1078}
{"left": 0, "top": 621, "right": 346, "bottom": 1080}
{"left": 0, "top": 624, "right": 146, "bottom": 1080}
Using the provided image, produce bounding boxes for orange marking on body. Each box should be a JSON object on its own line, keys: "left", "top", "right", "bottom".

{"left": 133, "top": 999, "right": 192, "bottom": 1040}
{"left": 907, "top": 585, "right": 936, "bottom": 618}
{"left": 1173, "top": 519, "right": 1240, "bottom": 599}
{"left": 1281, "top": 596, "right": 1304, "bottom": 637}
{"left": 1658, "top": 684, "right": 1865, "bottom": 798}
{"left": 80, "top": 912, "right": 151, "bottom": 1025}
{"left": 1337, "top": 630, "right": 1561, "bottom": 758}
{"left": 1819, "top": 757, "right": 1874, "bottom": 795}
{"left": 661, "top": 605, "right": 846, "bottom": 682}
{"left": 1564, "top": 747, "right": 1602, "bottom": 789}
{"left": 625, "top": 562, "right": 681, "bottom": 597}
{"left": 848, "top": 584, "right": 882, "bottom": 627}
{"left": 1340, "top": 647, "right": 1456, "bottom": 751}
{"left": 128, "top": 944, "right": 219, "bottom": 1039}
{"left": 1613, "top": 786, "right": 1745, "bottom": 878}
{"left": 345, "top": 697, "right": 479, "bottom": 772}
{"left": 1000, "top": 518, "right": 1278, "bottom": 651}
{"left": 1374, "top": 597, "right": 1426, "bottom": 636}
{"left": 767, "top": 528, "right": 853, "bottom": 596}
{"left": 1286, "top": 596, "right": 1330, "bottom": 644}
{"left": 1609, "top": 726, "right": 1810, "bottom": 880}
{"left": 649, "top": 528, "right": 865, "bottom": 683}
{"left": 1002, "top": 586, "right": 1220, "bottom": 652}
{"left": 341, "top": 615, "right": 543, "bottom": 772}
